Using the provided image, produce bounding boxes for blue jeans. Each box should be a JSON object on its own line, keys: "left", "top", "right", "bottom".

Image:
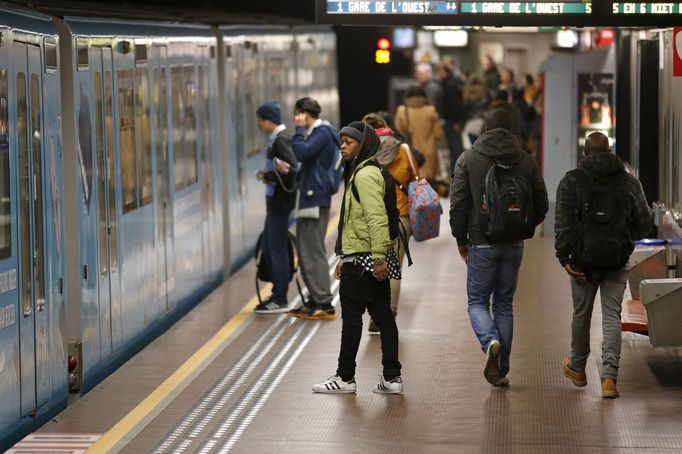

{"left": 467, "top": 242, "right": 524, "bottom": 377}
{"left": 262, "top": 198, "right": 291, "bottom": 301}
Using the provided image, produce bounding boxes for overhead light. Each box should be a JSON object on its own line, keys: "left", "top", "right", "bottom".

{"left": 433, "top": 30, "right": 468, "bottom": 47}
{"left": 556, "top": 30, "right": 579, "bottom": 48}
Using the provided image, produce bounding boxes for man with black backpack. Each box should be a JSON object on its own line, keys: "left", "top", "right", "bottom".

{"left": 555, "top": 132, "right": 653, "bottom": 399}
{"left": 450, "top": 109, "right": 548, "bottom": 387}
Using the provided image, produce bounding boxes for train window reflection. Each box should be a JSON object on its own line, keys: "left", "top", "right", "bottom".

{"left": 171, "top": 66, "right": 185, "bottom": 191}
{"left": 104, "top": 71, "right": 117, "bottom": 269}
{"left": 184, "top": 66, "right": 197, "bottom": 186}
{"left": 118, "top": 69, "right": 138, "bottom": 213}
{"left": 30, "top": 73, "right": 45, "bottom": 309}
{"left": 17, "top": 72, "right": 30, "bottom": 316}
{"left": 135, "top": 68, "right": 152, "bottom": 205}
{"left": 0, "top": 69, "right": 9, "bottom": 260}
{"left": 95, "top": 71, "right": 107, "bottom": 275}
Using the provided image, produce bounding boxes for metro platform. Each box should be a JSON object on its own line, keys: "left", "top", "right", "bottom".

{"left": 27, "top": 202, "right": 682, "bottom": 453}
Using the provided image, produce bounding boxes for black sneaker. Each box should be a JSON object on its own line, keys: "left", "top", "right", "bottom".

{"left": 299, "top": 304, "right": 336, "bottom": 320}
{"left": 289, "top": 300, "right": 316, "bottom": 318}
{"left": 254, "top": 297, "right": 289, "bottom": 314}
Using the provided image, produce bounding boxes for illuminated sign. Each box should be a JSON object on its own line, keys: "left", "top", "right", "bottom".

{"left": 460, "top": 2, "right": 592, "bottom": 14}
{"left": 317, "top": 0, "right": 682, "bottom": 24}
{"left": 612, "top": 3, "right": 682, "bottom": 14}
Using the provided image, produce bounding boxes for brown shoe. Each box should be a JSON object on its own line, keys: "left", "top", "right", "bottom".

{"left": 562, "top": 356, "right": 587, "bottom": 387}
{"left": 602, "top": 378, "right": 619, "bottom": 398}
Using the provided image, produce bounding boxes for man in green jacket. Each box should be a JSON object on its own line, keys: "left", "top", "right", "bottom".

{"left": 312, "top": 121, "right": 403, "bottom": 395}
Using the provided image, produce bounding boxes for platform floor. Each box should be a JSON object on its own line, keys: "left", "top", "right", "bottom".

{"left": 37, "top": 203, "right": 682, "bottom": 453}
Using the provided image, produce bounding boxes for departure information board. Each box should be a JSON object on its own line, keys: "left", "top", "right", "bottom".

{"left": 317, "top": 0, "right": 682, "bottom": 24}
{"left": 612, "top": 3, "right": 682, "bottom": 14}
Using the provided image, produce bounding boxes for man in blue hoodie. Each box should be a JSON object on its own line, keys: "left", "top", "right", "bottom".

{"left": 289, "top": 97, "right": 340, "bottom": 320}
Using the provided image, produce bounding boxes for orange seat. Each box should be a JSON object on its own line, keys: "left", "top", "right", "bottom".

{"left": 621, "top": 299, "right": 649, "bottom": 334}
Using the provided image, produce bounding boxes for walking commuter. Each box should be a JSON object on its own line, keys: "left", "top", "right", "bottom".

{"left": 289, "top": 97, "right": 339, "bottom": 320}
{"left": 437, "top": 61, "right": 466, "bottom": 171}
{"left": 555, "top": 132, "right": 653, "bottom": 398}
{"left": 449, "top": 109, "right": 548, "bottom": 386}
{"left": 312, "top": 121, "right": 403, "bottom": 394}
{"left": 415, "top": 62, "right": 443, "bottom": 114}
{"left": 254, "top": 101, "right": 298, "bottom": 313}
{"left": 394, "top": 85, "right": 444, "bottom": 180}
{"left": 362, "top": 113, "right": 418, "bottom": 334}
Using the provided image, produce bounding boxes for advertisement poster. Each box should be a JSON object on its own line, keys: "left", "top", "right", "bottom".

{"left": 577, "top": 73, "right": 615, "bottom": 159}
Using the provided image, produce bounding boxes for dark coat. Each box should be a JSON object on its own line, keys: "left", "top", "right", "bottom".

{"left": 292, "top": 122, "right": 341, "bottom": 209}
{"left": 263, "top": 130, "right": 298, "bottom": 214}
{"left": 449, "top": 128, "right": 548, "bottom": 246}
{"left": 554, "top": 152, "right": 654, "bottom": 267}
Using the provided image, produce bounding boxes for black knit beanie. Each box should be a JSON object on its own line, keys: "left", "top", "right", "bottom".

{"left": 340, "top": 121, "right": 366, "bottom": 142}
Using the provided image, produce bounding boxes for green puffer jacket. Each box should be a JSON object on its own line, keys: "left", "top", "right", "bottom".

{"left": 341, "top": 157, "right": 392, "bottom": 260}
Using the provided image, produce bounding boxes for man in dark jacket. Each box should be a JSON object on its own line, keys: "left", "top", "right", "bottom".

{"left": 449, "top": 109, "right": 548, "bottom": 387}
{"left": 555, "top": 132, "right": 653, "bottom": 399}
{"left": 289, "top": 97, "right": 340, "bottom": 320}
{"left": 254, "top": 101, "right": 298, "bottom": 313}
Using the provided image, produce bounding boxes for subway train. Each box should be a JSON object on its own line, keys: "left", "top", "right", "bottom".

{"left": 0, "top": 4, "right": 338, "bottom": 447}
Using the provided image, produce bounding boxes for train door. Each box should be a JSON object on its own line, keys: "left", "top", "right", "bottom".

{"left": 14, "top": 42, "right": 49, "bottom": 416}
{"left": 151, "top": 45, "right": 174, "bottom": 313}
{"left": 91, "top": 46, "right": 121, "bottom": 355}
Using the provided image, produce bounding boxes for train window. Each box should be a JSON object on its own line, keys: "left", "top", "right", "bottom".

{"left": 171, "top": 66, "right": 185, "bottom": 191}
{"left": 135, "top": 44, "right": 147, "bottom": 65}
{"left": 135, "top": 68, "right": 152, "bottom": 205}
{"left": 154, "top": 68, "right": 162, "bottom": 242}
{"left": 0, "top": 69, "right": 8, "bottom": 259}
{"left": 198, "top": 65, "right": 212, "bottom": 213}
{"left": 95, "top": 72, "right": 107, "bottom": 275}
{"left": 118, "top": 69, "right": 138, "bottom": 213}
{"left": 244, "top": 55, "right": 261, "bottom": 157}
{"left": 184, "top": 66, "right": 197, "bottom": 186}
{"left": 225, "top": 45, "right": 232, "bottom": 59}
{"left": 104, "top": 71, "right": 117, "bottom": 269}
{"left": 44, "top": 38, "right": 57, "bottom": 73}
{"left": 17, "top": 72, "right": 30, "bottom": 315}
{"left": 30, "top": 73, "right": 45, "bottom": 308}
{"left": 77, "top": 39, "right": 89, "bottom": 71}
{"left": 210, "top": 46, "right": 216, "bottom": 60}
{"left": 159, "top": 68, "right": 171, "bottom": 243}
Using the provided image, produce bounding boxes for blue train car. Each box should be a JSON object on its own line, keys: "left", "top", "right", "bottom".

{"left": 0, "top": 4, "right": 67, "bottom": 446}
{"left": 0, "top": 10, "right": 338, "bottom": 449}
{"left": 54, "top": 17, "right": 223, "bottom": 392}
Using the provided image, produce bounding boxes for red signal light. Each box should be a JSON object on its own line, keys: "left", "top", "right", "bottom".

{"left": 377, "top": 37, "right": 391, "bottom": 50}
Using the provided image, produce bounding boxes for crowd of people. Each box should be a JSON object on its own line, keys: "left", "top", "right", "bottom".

{"left": 252, "top": 63, "right": 653, "bottom": 399}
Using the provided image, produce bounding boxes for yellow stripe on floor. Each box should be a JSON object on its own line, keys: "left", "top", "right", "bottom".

{"left": 88, "top": 213, "right": 339, "bottom": 453}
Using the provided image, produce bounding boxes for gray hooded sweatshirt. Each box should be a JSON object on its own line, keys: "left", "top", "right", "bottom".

{"left": 449, "top": 128, "right": 549, "bottom": 246}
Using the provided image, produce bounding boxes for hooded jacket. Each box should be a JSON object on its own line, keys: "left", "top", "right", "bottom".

{"left": 449, "top": 128, "right": 548, "bottom": 246}
{"left": 292, "top": 120, "right": 341, "bottom": 209}
{"left": 335, "top": 126, "right": 392, "bottom": 260}
{"left": 554, "top": 152, "right": 654, "bottom": 267}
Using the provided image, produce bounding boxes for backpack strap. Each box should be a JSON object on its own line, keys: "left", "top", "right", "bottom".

{"left": 350, "top": 161, "right": 380, "bottom": 202}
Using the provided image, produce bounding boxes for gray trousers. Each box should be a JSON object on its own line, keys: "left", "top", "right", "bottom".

{"left": 296, "top": 207, "right": 333, "bottom": 306}
{"left": 569, "top": 269, "right": 627, "bottom": 380}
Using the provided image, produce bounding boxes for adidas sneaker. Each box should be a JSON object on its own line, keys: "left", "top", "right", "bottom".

{"left": 312, "top": 375, "right": 357, "bottom": 394}
{"left": 373, "top": 374, "right": 403, "bottom": 394}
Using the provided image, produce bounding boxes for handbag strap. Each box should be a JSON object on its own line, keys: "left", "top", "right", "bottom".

{"left": 402, "top": 143, "right": 420, "bottom": 181}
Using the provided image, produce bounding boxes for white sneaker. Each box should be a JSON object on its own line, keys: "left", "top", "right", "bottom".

{"left": 373, "top": 375, "right": 403, "bottom": 394}
{"left": 484, "top": 340, "right": 502, "bottom": 385}
{"left": 493, "top": 377, "right": 509, "bottom": 387}
{"left": 312, "top": 375, "right": 357, "bottom": 394}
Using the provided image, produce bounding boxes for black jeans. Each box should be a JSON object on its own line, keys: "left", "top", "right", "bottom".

{"left": 336, "top": 263, "right": 401, "bottom": 382}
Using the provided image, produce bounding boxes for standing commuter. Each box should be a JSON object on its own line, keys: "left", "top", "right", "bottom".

{"left": 312, "top": 121, "right": 403, "bottom": 394}
{"left": 437, "top": 61, "right": 465, "bottom": 172}
{"left": 254, "top": 101, "right": 298, "bottom": 313}
{"left": 415, "top": 62, "right": 443, "bottom": 114}
{"left": 289, "top": 97, "right": 339, "bottom": 320}
{"left": 362, "top": 113, "right": 417, "bottom": 334}
{"left": 394, "top": 85, "right": 444, "bottom": 180}
{"left": 449, "top": 109, "right": 548, "bottom": 387}
{"left": 555, "top": 132, "right": 653, "bottom": 398}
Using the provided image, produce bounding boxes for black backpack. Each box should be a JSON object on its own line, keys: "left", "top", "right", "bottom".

{"left": 254, "top": 231, "right": 304, "bottom": 304}
{"left": 479, "top": 160, "right": 535, "bottom": 242}
{"left": 351, "top": 161, "right": 413, "bottom": 266}
{"left": 570, "top": 169, "right": 633, "bottom": 272}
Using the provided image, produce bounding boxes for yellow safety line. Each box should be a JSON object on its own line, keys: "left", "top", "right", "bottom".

{"left": 88, "top": 212, "right": 339, "bottom": 453}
